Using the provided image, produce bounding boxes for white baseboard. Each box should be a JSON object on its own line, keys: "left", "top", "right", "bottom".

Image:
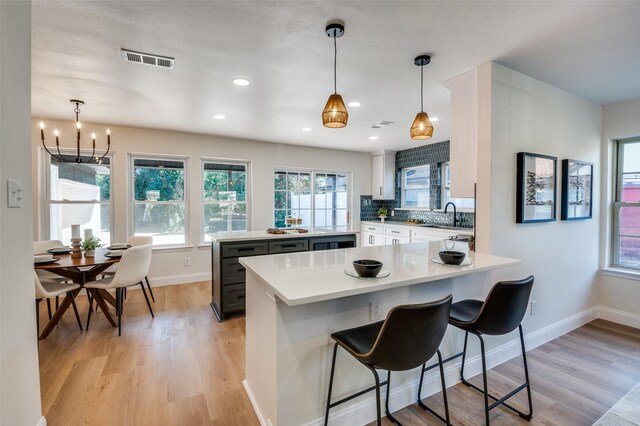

{"left": 598, "top": 306, "right": 640, "bottom": 329}
{"left": 36, "top": 416, "right": 47, "bottom": 426}
{"left": 243, "top": 379, "right": 269, "bottom": 426}
{"left": 303, "top": 306, "right": 599, "bottom": 426}
{"left": 147, "top": 272, "right": 210, "bottom": 288}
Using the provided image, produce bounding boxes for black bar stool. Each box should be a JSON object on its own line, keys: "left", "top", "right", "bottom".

{"left": 446, "top": 276, "right": 534, "bottom": 425}
{"left": 324, "top": 295, "right": 453, "bottom": 426}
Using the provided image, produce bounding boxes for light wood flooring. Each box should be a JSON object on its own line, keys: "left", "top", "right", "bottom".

{"left": 38, "top": 282, "right": 640, "bottom": 426}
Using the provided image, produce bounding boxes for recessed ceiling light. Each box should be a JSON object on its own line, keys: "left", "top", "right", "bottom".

{"left": 369, "top": 136, "right": 379, "bottom": 140}
{"left": 430, "top": 117, "right": 439, "bottom": 122}
{"left": 213, "top": 114, "right": 226, "bottom": 120}
{"left": 348, "top": 101, "right": 362, "bottom": 107}
{"left": 232, "top": 78, "right": 250, "bottom": 86}
{"left": 302, "top": 127, "right": 312, "bottom": 132}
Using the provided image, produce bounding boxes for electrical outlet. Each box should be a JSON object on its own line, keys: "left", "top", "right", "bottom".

{"left": 184, "top": 257, "right": 190, "bottom": 267}
{"left": 530, "top": 300, "right": 537, "bottom": 316}
{"left": 369, "top": 302, "right": 380, "bottom": 321}
{"left": 390, "top": 209, "right": 395, "bottom": 217}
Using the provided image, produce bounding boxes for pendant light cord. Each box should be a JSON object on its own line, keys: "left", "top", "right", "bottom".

{"left": 333, "top": 30, "right": 337, "bottom": 94}
{"left": 420, "top": 64, "right": 424, "bottom": 112}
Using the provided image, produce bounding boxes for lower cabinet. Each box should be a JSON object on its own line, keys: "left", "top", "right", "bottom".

{"left": 384, "top": 235, "right": 411, "bottom": 245}
{"left": 362, "top": 231, "right": 384, "bottom": 247}
{"left": 211, "top": 233, "right": 357, "bottom": 321}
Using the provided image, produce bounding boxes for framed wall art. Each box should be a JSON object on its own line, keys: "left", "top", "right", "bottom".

{"left": 561, "top": 159, "right": 593, "bottom": 220}
{"left": 516, "top": 152, "right": 557, "bottom": 223}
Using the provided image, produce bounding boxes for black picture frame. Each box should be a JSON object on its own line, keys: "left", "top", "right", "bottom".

{"left": 561, "top": 159, "right": 593, "bottom": 220}
{"left": 516, "top": 152, "right": 557, "bottom": 223}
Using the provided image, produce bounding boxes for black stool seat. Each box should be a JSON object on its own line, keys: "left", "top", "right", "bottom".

{"left": 324, "top": 296, "right": 453, "bottom": 426}
{"left": 331, "top": 321, "right": 384, "bottom": 360}
{"left": 447, "top": 276, "right": 534, "bottom": 425}
{"left": 448, "top": 299, "right": 483, "bottom": 327}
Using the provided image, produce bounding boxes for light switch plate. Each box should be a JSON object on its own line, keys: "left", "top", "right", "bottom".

{"left": 7, "top": 179, "right": 23, "bottom": 208}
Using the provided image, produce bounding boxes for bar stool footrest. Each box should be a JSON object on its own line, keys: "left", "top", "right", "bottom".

{"left": 462, "top": 378, "right": 532, "bottom": 418}
{"left": 417, "top": 400, "right": 450, "bottom": 425}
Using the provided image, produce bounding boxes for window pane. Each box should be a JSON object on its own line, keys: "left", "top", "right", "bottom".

{"left": 274, "top": 172, "right": 286, "bottom": 190}
{"left": 133, "top": 203, "right": 185, "bottom": 245}
{"left": 336, "top": 210, "right": 348, "bottom": 227}
{"left": 621, "top": 142, "right": 640, "bottom": 202}
{"left": 204, "top": 203, "right": 247, "bottom": 240}
{"left": 274, "top": 209, "right": 288, "bottom": 228}
{"left": 134, "top": 164, "right": 184, "bottom": 201}
{"left": 403, "top": 165, "right": 430, "bottom": 188}
{"left": 49, "top": 203, "right": 111, "bottom": 246}
{"left": 50, "top": 159, "right": 110, "bottom": 201}
{"left": 203, "top": 164, "right": 246, "bottom": 202}
{"left": 336, "top": 192, "right": 347, "bottom": 209}
{"left": 404, "top": 189, "right": 430, "bottom": 208}
{"left": 274, "top": 190, "right": 287, "bottom": 209}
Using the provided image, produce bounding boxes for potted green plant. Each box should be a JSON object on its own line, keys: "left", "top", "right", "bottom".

{"left": 377, "top": 206, "right": 388, "bottom": 222}
{"left": 81, "top": 236, "right": 102, "bottom": 257}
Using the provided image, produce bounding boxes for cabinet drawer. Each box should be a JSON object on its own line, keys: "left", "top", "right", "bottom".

{"left": 221, "top": 241, "right": 269, "bottom": 258}
{"left": 221, "top": 258, "right": 245, "bottom": 285}
{"left": 383, "top": 227, "right": 411, "bottom": 239}
{"left": 361, "top": 224, "right": 383, "bottom": 233}
{"left": 269, "top": 239, "right": 308, "bottom": 254}
{"left": 222, "top": 283, "right": 246, "bottom": 312}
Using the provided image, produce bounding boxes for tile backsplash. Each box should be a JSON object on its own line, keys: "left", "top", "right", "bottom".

{"left": 360, "top": 140, "right": 474, "bottom": 229}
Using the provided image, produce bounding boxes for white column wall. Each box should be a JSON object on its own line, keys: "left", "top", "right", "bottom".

{"left": 1, "top": 1, "right": 44, "bottom": 425}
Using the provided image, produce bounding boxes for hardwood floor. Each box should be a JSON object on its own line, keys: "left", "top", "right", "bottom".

{"left": 39, "top": 282, "right": 640, "bottom": 425}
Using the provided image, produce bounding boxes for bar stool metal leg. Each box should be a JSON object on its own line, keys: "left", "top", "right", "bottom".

{"left": 417, "top": 349, "right": 451, "bottom": 425}
{"left": 363, "top": 364, "right": 382, "bottom": 426}
{"left": 519, "top": 325, "right": 534, "bottom": 419}
{"left": 324, "top": 343, "right": 338, "bottom": 426}
{"left": 384, "top": 371, "right": 401, "bottom": 425}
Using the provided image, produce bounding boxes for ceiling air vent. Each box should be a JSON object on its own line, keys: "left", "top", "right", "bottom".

{"left": 120, "top": 49, "right": 175, "bottom": 70}
{"left": 371, "top": 120, "right": 395, "bottom": 129}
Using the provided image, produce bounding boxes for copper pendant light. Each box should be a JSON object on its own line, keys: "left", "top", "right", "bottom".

{"left": 410, "top": 55, "right": 434, "bottom": 140}
{"left": 322, "top": 23, "right": 348, "bottom": 128}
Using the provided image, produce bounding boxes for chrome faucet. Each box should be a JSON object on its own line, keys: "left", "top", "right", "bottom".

{"left": 444, "top": 202, "right": 458, "bottom": 228}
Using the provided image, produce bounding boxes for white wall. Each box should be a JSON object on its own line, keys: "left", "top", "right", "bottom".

{"left": 598, "top": 98, "right": 640, "bottom": 319}
{"left": 1, "top": 1, "right": 44, "bottom": 425}
{"left": 31, "top": 120, "right": 371, "bottom": 284}
{"left": 477, "top": 62, "right": 602, "bottom": 339}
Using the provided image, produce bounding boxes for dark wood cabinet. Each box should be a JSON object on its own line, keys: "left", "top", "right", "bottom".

{"left": 211, "top": 233, "right": 356, "bottom": 321}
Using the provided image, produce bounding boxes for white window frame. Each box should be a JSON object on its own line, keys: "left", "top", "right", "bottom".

{"left": 401, "top": 164, "right": 431, "bottom": 209}
{"left": 41, "top": 147, "right": 114, "bottom": 243}
{"left": 201, "top": 158, "right": 251, "bottom": 242}
{"left": 129, "top": 153, "right": 189, "bottom": 247}
{"left": 273, "top": 168, "right": 351, "bottom": 229}
{"left": 612, "top": 137, "right": 640, "bottom": 269}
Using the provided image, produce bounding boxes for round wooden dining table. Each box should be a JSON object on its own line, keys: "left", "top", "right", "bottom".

{"left": 35, "top": 247, "right": 121, "bottom": 338}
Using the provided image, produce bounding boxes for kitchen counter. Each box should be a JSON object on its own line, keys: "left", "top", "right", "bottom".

{"left": 361, "top": 220, "right": 474, "bottom": 235}
{"left": 240, "top": 243, "right": 517, "bottom": 306}
{"left": 209, "top": 227, "right": 358, "bottom": 242}
{"left": 242, "top": 242, "right": 520, "bottom": 425}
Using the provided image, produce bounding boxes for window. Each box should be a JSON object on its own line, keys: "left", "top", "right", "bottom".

{"left": 274, "top": 170, "right": 349, "bottom": 229}
{"left": 202, "top": 160, "right": 249, "bottom": 241}
{"left": 46, "top": 155, "right": 112, "bottom": 246}
{"left": 131, "top": 156, "right": 187, "bottom": 246}
{"left": 441, "top": 162, "right": 475, "bottom": 210}
{"left": 613, "top": 138, "right": 640, "bottom": 268}
{"left": 401, "top": 165, "right": 430, "bottom": 208}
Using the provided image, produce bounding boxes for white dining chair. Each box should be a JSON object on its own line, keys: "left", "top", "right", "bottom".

{"left": 35, "top": 272, "right": 83, "bottom": 339}
{"left": 102, "top": 235, "right": 155, "bottom": 302}
{"left": 85, "top": 244, "right": 153, "bottom": 336}
{"left": 34, "top": 239, "right": 69, "bottom": 314}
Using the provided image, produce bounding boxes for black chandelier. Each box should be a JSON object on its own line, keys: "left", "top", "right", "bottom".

{"left": 39, "top": 99, "right": 111, "bottom": 164}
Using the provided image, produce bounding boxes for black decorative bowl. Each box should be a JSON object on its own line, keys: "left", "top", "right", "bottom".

{"left": 353, "top": 259, "right": 383, "bottom": 278}
{"left": 438, "top": 251, "right": 466, "bottom": 265}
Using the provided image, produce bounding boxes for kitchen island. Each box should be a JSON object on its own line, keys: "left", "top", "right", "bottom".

{"left": 240, "top": 242, "right": 520, "bottom": 426}
{"left": 209, "top": 229, "right": 358, "bottom": 321}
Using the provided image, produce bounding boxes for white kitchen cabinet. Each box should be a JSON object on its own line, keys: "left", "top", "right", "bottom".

{"left": 362, "top": 231, "right": 384, "bottom": 247}
{"left": 443, "top": 69, "right": 477, "bottom": 198}
{"left": 384, "top": 235, "right": 411, "bottom": 245}
{"left": 372, "top": 151, "right": 396, "bottom": 200}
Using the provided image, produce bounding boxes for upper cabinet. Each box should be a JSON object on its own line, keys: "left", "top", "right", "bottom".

{"left": 443, "top": 69, "right": 478, "bottom": 198}
{"left": 372, "top": 151, "right": 396, "bottom": 200}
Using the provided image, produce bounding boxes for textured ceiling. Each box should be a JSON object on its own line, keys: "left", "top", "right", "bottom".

{"left": 32, "top": 1, "right": 640, "bottom": 153}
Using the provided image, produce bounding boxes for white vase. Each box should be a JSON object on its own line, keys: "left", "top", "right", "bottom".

{"left": 84, "top": 250, "right": 95, "bottom": 258}
{"left": 378, "top": 215, "right": 387, "bottom": 222}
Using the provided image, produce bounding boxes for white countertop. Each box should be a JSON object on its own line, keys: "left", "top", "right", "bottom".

{"left": 209, "top": 228, "right": 358, "bottom": 243}
{"left": 361, "top": 220, "right": 474, "bottom": 235}
{"left": 240, "top": 242, "right": 519, "bottom": 306}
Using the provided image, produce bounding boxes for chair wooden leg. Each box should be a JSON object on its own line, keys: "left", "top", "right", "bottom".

{"left": 36, "top": 299, "right": 41, "bottom": 338}
{"left": 116, "top": 288, "right": 123, "bottom": 336}
{"left": 47, "top": 298, "right": 52, "bottom": 320}
{"left": 139, "top": 282, "right": 154, "bottom": 318}
{"left": 124, "top": 287, "right": 127, "bottom": 300}
{"left": 86, "top": 289, "right": 94, "bottom": 330}
{"left": 69, "top": 291, "right": 83, "bottom": 332}
{"left": 145, "top": 276, "right": 155, "bottom": 302}
{"left": 56, "top": 295, "right": 59, "bottom": 310}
